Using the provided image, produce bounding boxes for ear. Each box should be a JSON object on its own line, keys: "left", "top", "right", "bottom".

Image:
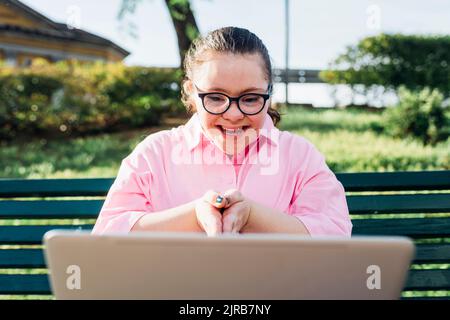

{"left": 183, "top": 79, "right": 197, "bottom": 113}
{"left": 183, "top": 79, "right": 194, "bottom": 96}
{"left": 266, "top": 96, "right": 273, "bottom": 111}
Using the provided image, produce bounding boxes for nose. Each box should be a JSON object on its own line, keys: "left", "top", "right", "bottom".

{"left": 222, "top": 100, "right": 244, "bottom": 121}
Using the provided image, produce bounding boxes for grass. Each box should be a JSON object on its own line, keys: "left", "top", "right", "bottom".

{"left": 1, "top": 106, "right": 448, "bottom": 179}
{"left": 277, "top": 106, "right": 449, "bottom": 172}
{"left": 0, "top": 117, "right": 185, "bottom": 179}
{"left": 0, "top": 295, "right": 53, "bottom": 300}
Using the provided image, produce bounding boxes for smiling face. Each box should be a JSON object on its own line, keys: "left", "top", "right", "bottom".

{"left": 185, "top": 52, "right": 271, "bottom": 156}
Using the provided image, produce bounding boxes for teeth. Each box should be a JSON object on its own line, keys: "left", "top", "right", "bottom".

{"left": 223, "top": 127, "right": 243, "bottom": 136}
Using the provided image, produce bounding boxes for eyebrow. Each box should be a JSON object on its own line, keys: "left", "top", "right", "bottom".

{"left": 204, "top": 86, "right": 267, "bottom": 94}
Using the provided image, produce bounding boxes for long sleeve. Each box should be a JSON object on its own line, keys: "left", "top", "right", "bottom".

{"left": 91, "top": 144, "right": 154, "bottom": 235}
{"left": 288, "top": 143, "right": 352, "bottom": 237}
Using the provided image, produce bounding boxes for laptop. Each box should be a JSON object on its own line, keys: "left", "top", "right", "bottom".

{"left": 43, "top": 230, "right": 415, "bottom": 300}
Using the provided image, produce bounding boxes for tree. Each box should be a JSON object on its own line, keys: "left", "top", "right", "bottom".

{"left": 118, "top": 0, "right": 200, "bottom": 67}
{"left": 320, "top": 34, "right": 450, "bottom": 106}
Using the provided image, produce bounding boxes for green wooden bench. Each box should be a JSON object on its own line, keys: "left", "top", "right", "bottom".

{"left": 0, "top": 170, "right": 449, "bottom": 299}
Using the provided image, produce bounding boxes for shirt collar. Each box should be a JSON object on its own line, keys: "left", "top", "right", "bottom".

{"left": 183, "top": 112, "right": 279, "bottom": 152}
{"left": 183, "top": 113, "right": 203, "bottom": 151}
{"left": 258, "top": 113, "right": 279, "bottom": 147}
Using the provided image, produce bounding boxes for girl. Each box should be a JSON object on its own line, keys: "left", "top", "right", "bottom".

{"left": 92, "top": 27, "right": 352, "bottom": 237}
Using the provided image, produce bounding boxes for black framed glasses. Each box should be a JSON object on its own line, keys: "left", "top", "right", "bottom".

{"left": 195, "top": 84, "right": 273, "bottom": 115}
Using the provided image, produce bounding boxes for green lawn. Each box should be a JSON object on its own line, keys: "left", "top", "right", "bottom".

{"left": 277, "top": 106, "right": 449, "bottom": 172}
{"left": 1, "top": 106, "right": 448, "bottom": 179}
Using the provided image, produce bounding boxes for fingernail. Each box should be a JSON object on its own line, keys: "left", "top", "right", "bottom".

{"left": 216, "top": 196, "right": 223, "bottom": 204}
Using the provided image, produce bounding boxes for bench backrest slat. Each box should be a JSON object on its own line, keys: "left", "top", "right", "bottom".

{"left": 1, "top": 193, "right": 449, "bottom": 219}
{"left": 1, "top": 218, "right": 450, "bottom": 244}
{"left": 0, "top": 225, "right": 93, "bottom": 244}
{"left": 2, "top": 269, "right": 450, "bottom": 296}
{"left": 336, "top": 171, "right": 450, "bottom": 192}
{"left": 405, "top": 269, "right": 450, "bottom": 291}
{"left": 0, "top": 171, "right": 449, "bottom": 198}
{"left": 0, "top": 249, "right": 45, "bottom": 268}
{"left": 0, "top": 275, "right": 50, "bottom": 295}
{"left": 0, "top": 178, "right": 113, "bottom": 198}
{"left": 347, "top": 194, "right": 450, "bottom": 214}
{"left": 2, "top": 244, "right": 449, "bottom": 268}
{"left": 0, "top": 200, "right": 103, "bottom": 219}
{"left": 352, "top": 218, "right": 450, "bottom": 238}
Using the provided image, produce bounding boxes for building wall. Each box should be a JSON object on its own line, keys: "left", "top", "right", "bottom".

{"left": 0, "top": 34, "right": 124, "bottom": 61}
{"left": 16, "top": 52, "right": 51, "bottom": 66}
{"left": 0, "top": 3, "right": 49, "bottom": 29}
{"left": 0, "top": 2, "right": 126, "bottom": 66}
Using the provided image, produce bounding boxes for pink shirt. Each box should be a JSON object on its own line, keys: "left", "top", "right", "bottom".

{"left": 92, "top": 113, "right": 352, "bottom": 236}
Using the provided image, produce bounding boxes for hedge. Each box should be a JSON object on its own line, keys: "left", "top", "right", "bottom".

{"left": 0, "top": 60, "right": 184, "bottom": 139}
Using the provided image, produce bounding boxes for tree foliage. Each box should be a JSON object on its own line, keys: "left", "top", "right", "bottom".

{"left": 321, "top": 34, "right": 450, "bottom": 100}
{"left": 118, "top": 0, "right": 200, "bottom": 66}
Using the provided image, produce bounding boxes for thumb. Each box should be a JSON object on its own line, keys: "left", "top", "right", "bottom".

{"left": 222, "top": 189, "right": 244, "bottom": 208}
{"left": 203, "top": 190, "right": 227, "bottom": 209}
{"left": 204, "top": 215, "right": 222, "bottom": 236}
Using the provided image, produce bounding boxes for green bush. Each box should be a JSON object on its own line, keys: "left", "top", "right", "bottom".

{"left": 321, "top": 34, "right": 450, "bottom": 98}
{"left": 383, "top": 87, "right": 450, "bottom": 145}
{"left": 0, "top": 60, "right": 184, "bottom": 139}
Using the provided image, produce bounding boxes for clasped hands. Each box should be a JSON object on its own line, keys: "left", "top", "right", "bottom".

{"left": 195, "top": 189, "right": 252, "bottom": 236}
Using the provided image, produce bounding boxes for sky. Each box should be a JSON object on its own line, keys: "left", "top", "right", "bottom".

{"left": 19, "top": 0, "right": 450, "bottom": 105}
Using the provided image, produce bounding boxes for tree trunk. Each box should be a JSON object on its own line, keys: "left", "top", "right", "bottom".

{"left": 164, "top": 0, "right": 200, "bottom": 67}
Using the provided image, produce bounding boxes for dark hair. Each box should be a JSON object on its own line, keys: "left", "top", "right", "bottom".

{"left": 181, "top": 26, "right": 280, "bottom": 125}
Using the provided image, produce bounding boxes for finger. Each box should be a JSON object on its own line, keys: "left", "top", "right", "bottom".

{"left": 203, "top": 210, "right": 223, "bottom": 235}
{"left": 231, "top": 216, "right": 241, "bottom": 233}
{"left": 229, "top": 221, "right": 238, "bottom": 233}
{"left": 206, "top": 219, "right": 222, "bottom": 236}
{"left": 222, "top": 189, "right": 244, "bottom": 208}
{"left": 202, "top": 190, "right": 227, "bottom": 209}
{"left": 222, "top": 213, "right": 237, "bottom": 233}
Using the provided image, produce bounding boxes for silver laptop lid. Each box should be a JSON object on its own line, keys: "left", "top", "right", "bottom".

{"left": 44, "top": 231, "right": 414, "bottom": 300}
